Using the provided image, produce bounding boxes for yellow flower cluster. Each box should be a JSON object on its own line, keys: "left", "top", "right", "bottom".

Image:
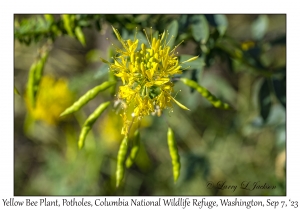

{"left": 102, "top": 27, "right": 198, "bottom": 135}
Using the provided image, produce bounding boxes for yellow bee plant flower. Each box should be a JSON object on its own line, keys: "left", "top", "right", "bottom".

{"left": 60, "top": 26, "right": 229, "bottom": 187}
{"left": 102, "top": 26, "right": 198, "bottom": 135}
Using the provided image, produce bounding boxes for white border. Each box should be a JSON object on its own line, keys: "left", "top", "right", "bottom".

{"left": 2, "top": 1, "right": 298, "bottom": 209}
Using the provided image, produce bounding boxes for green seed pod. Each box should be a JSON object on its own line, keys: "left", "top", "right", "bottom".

{"left": 116, "top": 136, "right": 129, "bottom": 187}
{"left": 167, "top": 127, "right": 181, "bottom": 183}
{"left": 62, "top": 14, "right": 74, "bottom": 37}
{"left": 26, "top": 61, "right": 38, "bottom": 107}
{"left": 44, "top": 14, "right": 54, "bottom": 22}
{"left": 125, "top": 130, "right": 140, "bottom": 168}
{"left": 78, "top": 101, "right": 110, "bottom": 149}
{"left": 180, "top": 78, "right": 230, "bottom": 110}
{"left": 44, "top": 15, "right": 60, "bottom": 36}
{"left": 26, "top": 49, "right": 49, "bottom": 108}
{"left": 35, "top": 50, "right": 49, "bottom": 82}
{"left": 75, "top": 26, "right": 86, "bottom": 46}
{"left": 60, "top": 81, "right": 116, "bottom": 116}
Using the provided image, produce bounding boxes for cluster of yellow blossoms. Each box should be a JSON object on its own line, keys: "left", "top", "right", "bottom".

{"left": 102, "top": 27, "right": 198, "bottom": 135}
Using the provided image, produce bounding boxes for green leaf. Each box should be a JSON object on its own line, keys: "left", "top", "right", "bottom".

{"left": 135, "top": 14, "right": 150, "bottom": 23}
{"left": 251, "top": 15, "right": 269, "bottom": 40}
{"left": 166, "top": 20, "right": 179, "bottom": 48}
{"left": 191, "top": 15, "right": 209, "bottom": 44}
{"left": 259, "top": 79, "right": 272, "bottom": 121}
{"left": 214, "top": 14, "right": 228, "bottom": 36}
{"left": 136, "top": 31, "right": 148, "bottom": 48}
{"left": 182, "top": 154, "right": 210, "bottom": 181}
{"left": 152, "top": 31, "right": 159, "bottom": 40}
{"left": 272, "top": 76, "right": 286, "bottom": 108}
{"left": 94, "top": 64, "right": 109, "bottom": 79}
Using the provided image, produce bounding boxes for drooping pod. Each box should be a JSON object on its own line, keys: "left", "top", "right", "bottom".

{"left": 125, "top": 130, "right": 140, "bottom": 168}
{"left": 34, "top": 49, "right": 49, "bottom": 82}
{"left": 167, "top": 127, "right": 181, "bottom": 183}
{"left": 75, "top": 26, "right": 86, "bottom": 46}
{"left": 60, "top": 81, "right": 116, "bottom": 116}
{"left": 26, "top": 49, "right": 49, "bottom": 108}
{"left": 116, "top": 136, "right": 129, "bottom": 187}
{"left": 180, "top": 78, "right": 230, "bottom": 110}
{"left": 26, "top": 61, "right": 38, "bottom": 107}
{"left": 61, "top": 14, "right": 75, "bottom": 37}
{"left": 78, "top": 101, "right": 110, "bottom": 149}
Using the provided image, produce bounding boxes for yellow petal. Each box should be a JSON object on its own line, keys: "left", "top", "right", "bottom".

{"left": 153, "top": 78, "right": 169, "bottom": 86}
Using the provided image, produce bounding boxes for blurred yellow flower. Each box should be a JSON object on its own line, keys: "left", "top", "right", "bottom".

{"left": 25, "top": 75, "right": 74, "bottom": 125}
{"left": 99, "top": 110, "right": 152, "bottom": 151}
{"left": 241, "top": 40, "right": 255, "bottom": 51}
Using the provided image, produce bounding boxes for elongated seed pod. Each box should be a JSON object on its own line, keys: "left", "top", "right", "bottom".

{"left": 44, "top": 14, "right": 60, "bottom": 36}
{"left": 180, "top": 78, "right": 230, "bottom": 110}
{"left": 26, "top": 61, "right": 38, "bottom": 107}
{"left": 78, "top": 101, "right": 110, "bottom": 149}
{"left": 167, "top": 127, "right": 181, "bottom": 183}
{"left": 26, "top": 50, "right": 49, "bottom": 108}
{"left": 62, "top": 14, "right": 74, "bottom": 36}
{"left": 44, "top": 14, "right": 54, "bottom": 22}
{"left": 116, "top": 136, "right": 129, "bottom": 187}
{"left": 34, "top": 51, "right": 49, "bottom": 82}
{"left": 60, "top": 81, "right": 116, "bottom": 116}
{"left": 125, "top": 130, "right": 140, "bottom": 168}
{"left": 75, "top": 26, "right": 86, "bottom": 46}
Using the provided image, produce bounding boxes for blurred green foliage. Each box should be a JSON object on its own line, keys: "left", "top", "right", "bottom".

{"left": 14, "top": 14, "right": 286, "bottom": 195}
